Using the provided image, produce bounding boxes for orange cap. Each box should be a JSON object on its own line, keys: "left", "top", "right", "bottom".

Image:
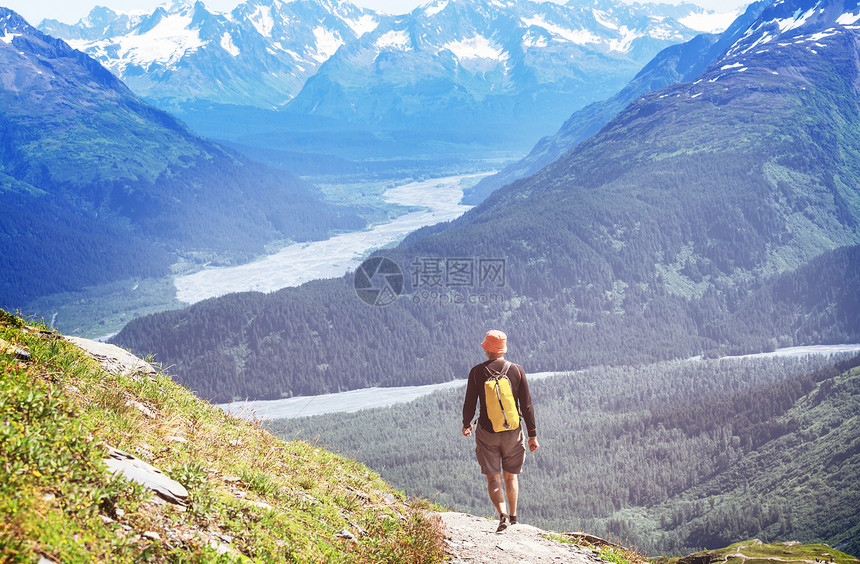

{"left": 481, "top": 330, "right": 507, "bottom": 354}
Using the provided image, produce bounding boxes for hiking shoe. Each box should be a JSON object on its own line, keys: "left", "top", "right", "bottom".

{"left": 496, "top": 514, "right": 508, "bottom": 532}
{"left": 509, "top": 515, "right": 518, "bottom": 525}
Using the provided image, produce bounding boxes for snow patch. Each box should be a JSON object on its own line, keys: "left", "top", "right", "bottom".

{"left": 807, "top": 29, "right": 838, "bottom": 41}
{"left": 220, "top": 32, "right": 239, "bottom": 56}
{"left": 608, "top": 26, "right": 641, "bottom": 52}
{"left": 736, "top": 30, "right": 774, "bottom": 55}
{"left": 312, "top": 27, "right": 343, "bottom": 61}
{"left": 343, "top": 14, "right": 378, "bottom": 36}
{"left": 679, "top": 9, "right": 738, "bottom": 33}
{"left": 83, "top": 14, "right": 205, "bottom": 69}
{"left": 721, "top": 62, "right": 744, "bottom": 70}
{"left": 522, "top": 15, "right": 601, "bottom": 45}
{"left": 424, "top": 0, "right": 448, "bottom": 17}
{"left": 592, "top": 9, "right": 618, "bottom": 30}
{"left": 774, "top": 7, "right": 815, "bottom": 33}
{"left": 836, "top": 12, "right": 860, "bottom": 25}
{"left": 375, "top": 29, "right": 410, "bottom": 50}
{"left": 649, "top": 24, "right": 684, "bottom": 41}
{"left": 249, "top": 5, "right": 273, "bottom": 37}
{"left": 445, "top": 34, "right": 506, "bottom": 60}
{"left": 0, "top": 31, "right": 20, "bottom": 44}
{"left": 522, "top": 31, "right": 548, "bottom": 48}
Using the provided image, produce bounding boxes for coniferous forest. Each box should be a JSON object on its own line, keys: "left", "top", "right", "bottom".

{"left": 114, "top": 244, "right": 860, "bottom": 401}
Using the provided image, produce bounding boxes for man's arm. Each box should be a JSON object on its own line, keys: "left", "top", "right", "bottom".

{"left": 462, "top": 367, "right": 478, "bottom": 436}
{"left": 516, "top": 366, "right": 539, "bottom": 449}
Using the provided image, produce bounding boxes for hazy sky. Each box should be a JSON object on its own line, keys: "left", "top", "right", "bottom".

{"left": 7, "top": 0, "right": 748, "bottom": 27}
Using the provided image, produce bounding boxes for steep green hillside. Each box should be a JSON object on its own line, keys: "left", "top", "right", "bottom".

{"left": 0, "top": 8, "right": 361, "bottom": 308}
{"left": 0, "top": 310, "right": 443, "bottom": 562}
{"left": 665, "top": 541, "right": 860, "bottom": 564}
{"left": 272, "top": 352, "right": 860, "bottom": 558}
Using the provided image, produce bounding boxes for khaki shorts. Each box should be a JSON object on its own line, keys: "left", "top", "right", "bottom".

{"left": 474, "top": 424, "right": 526, "bottom": 475}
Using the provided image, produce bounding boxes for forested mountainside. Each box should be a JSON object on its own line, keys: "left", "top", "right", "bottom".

{"left": 0, "top": 8, "right": 361, "bottom": 308}
{"left": 462, "top": 0, "right": 770, "bottom": 204}
{"left": 113, "top": 232, "right": 860, "bottom": 401}
{"left": 273, "top": 353, "right": 860, "bottom": 558}
{"left": 114, "top": 0, "right": 860, "bottom": 402}
{"left": 712, "top": 244, "right": 860, "bottom": 349}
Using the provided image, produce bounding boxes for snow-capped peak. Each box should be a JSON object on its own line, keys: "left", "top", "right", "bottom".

{"left": 39, "top": 0, "right": 712, "bottom": 113}
{"left": 157, "top": 0, "right": 198, "bottom": 16}
{"left": 423, "top": 0, "right": 449, "bottom": 17}
{"left": 679, "top": 8, "right": 742, "bottom": 33}
{"left": 725, "top": 0, "right": 860, "bottom": 59}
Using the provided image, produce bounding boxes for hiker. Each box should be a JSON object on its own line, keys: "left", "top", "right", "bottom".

{"left": 462, "top": 329, "right": 539, "bottom": 532}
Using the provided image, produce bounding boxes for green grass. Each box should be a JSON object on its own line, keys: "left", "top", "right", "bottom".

{"left": 542, "top": 532, "right": 649, "bottom": 564}
{"left": 660, "top": 540, "right": 860, "bottom": 564}
{"left": 0, "top": 309, "right": 445, "bottom": 562}
{"left": 23, "top": 276, "right": 186, "bottom": 339}
{"left": 540, "top": 535, "right": 860, "bottom": 564}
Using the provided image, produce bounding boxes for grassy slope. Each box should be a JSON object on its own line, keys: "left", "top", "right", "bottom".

{"left": 0, "top": 309, "right": 444, "bottom": 563}
{"left": 663, "top": 540, "right": 860, "bottom": 564}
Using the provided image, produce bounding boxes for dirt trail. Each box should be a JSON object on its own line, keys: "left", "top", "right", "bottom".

{"left": 437, "top": 511, "right": 608, "bottom": 564}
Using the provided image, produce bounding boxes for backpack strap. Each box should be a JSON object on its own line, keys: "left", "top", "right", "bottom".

{"left": 489, "top": 360, "right": 512, "bottom": 378}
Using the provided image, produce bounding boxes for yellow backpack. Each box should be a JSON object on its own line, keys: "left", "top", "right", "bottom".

{"left": 484, "top": 361, "right": 520, "bottom": 432}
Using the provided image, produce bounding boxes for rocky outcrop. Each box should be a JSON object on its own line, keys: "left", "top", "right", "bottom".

{"left": 63, "top": 336, "right": 157, "bottom": 379}
{"left": 103, "top": 446, "right": 189, "bottom": 506}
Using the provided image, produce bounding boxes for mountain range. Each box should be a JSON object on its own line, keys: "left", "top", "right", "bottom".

{"left": 40, "top": 0, "right": 379, "bottom": 109}
{"left": 113, "top": 0, "right": 860, "bottom": 401}
{"left": 40, "top": 0, "right": 733, "bottom": 160}
{"left": 0, "top": 7, "right": 360, "bottom": 308}
{"left": 463, "top": 0, "right": 770, "bottom": 203}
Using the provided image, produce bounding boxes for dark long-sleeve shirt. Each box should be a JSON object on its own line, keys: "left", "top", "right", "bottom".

{"left": 462, "top": 358, "right": 537, "bottom": 437}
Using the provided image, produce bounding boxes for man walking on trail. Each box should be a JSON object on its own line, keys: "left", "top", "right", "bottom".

{"left": 462, "top": 329, "right": 539, "bottom": 533}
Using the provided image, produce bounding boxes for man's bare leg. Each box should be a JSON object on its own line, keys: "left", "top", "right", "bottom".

{"left": 486, "top": 474, "right": 507, "bottom": 517}
{"left": 503, "top": 471, "right": 519, "bottom": 522}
